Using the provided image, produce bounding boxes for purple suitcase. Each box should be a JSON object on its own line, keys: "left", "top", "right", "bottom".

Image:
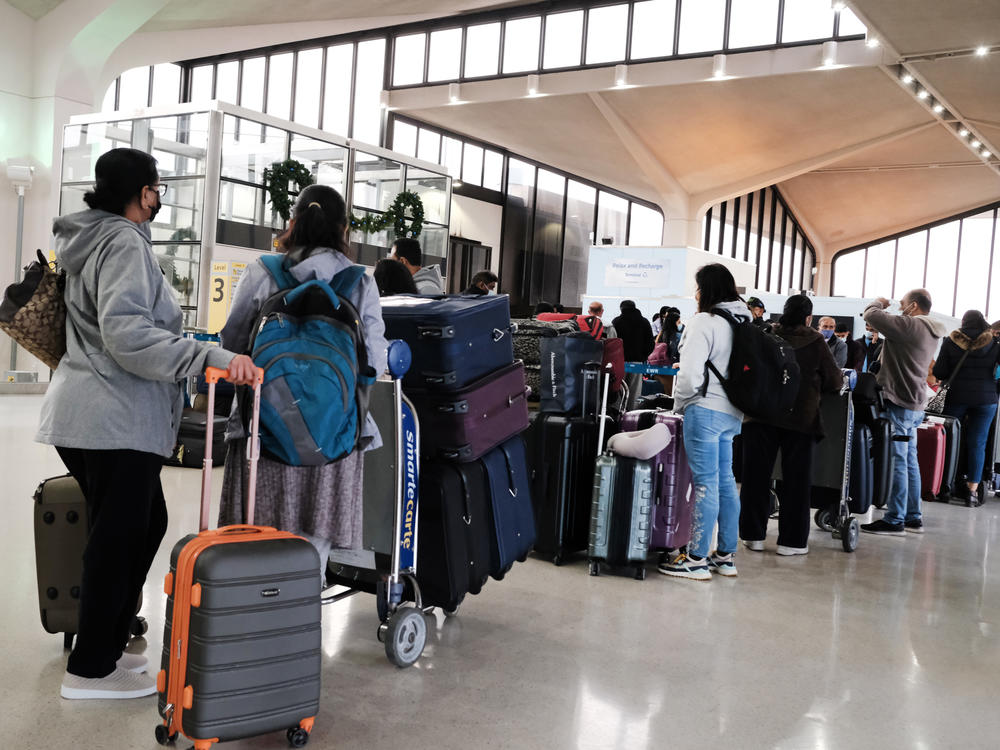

{"left": 621, "top": 409, "right": 693, "bottom": 551}
{"left": 407, "top": 361, "right": 530, "bottom": 462}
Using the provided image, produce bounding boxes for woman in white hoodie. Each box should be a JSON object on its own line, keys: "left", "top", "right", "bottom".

{"left": 659, "top": 264, "right": 747, "bottom": 581}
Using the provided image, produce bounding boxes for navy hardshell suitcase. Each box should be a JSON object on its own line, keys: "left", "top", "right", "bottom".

{"left": 157, "top": 368, "right": 321, "bottom": 750}
{"left": 480, "top": 436, "right": 536, "bottom": 579}
{"left": 588, "top": 455, "right": 653, "bottom": 579}
{"left": 380, "top": 294, "right": 513, "bottom": 391}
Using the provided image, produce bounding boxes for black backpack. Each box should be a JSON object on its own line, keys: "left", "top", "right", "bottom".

{"left": 702, "top": 307, "right": 801, "bottom": 420}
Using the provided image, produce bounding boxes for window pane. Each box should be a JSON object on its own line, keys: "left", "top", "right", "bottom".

{"left": 782, "top": 0, "right": 835, "bottom": 43}
{"left": 597, "top": 192, "right": 628, "bottom": 245}
{"left": 629, "top": 204, "right": 663, "bottom": 245}
{"left": 483, "top": 150, "right": 504, "bottom": 191}
{"left": 925, "top": 222, "right": 960, "bottom": 317}
{"left": 782, "top": 230, "right": 794, "bottom": 292}
{"left": 102, "top": 82, "right": 116, "bottom": 112}
{"left": 728, "top": 0, "right": 779, "bottom": 48}
{"left": 503, "top": 17, "right": 541, "bottom": 73}
{"left": 353, "top": 152, "right": 402, "bottom": 212}
{"left": 531, "top": 169, "right": 566, "bottom": 304}
{"left": 678, "top": 0, "right": 725, "bottom": 54}
{"left": 792, "top": 240, "right": 804, "bottom": 290}
{"left": 894, "top": 231, "right": 926, "bottom": 300}
{"left": 266, "top": 53, "right": 293, "bottom": 119}
{"left": 291, "top": 134, "right": 347, "bottom": 195}
{"left": 241, "top": 57, "right": 265, "bottom": 112}
{"left": 393, "top": 33, "right": 426, "bottom": 86}
{"left": 221, "top": 116, "right": 288, "bottom": 184}
{"left": 216, "top": 61, "right": 239, "bottom": 104}
{"left": 733, "top": 200, "right": 746, "bottom": 257}
{"left": 769, "top": 205, "right": 784, "bottom": 291}
{"left": 562, "top": 180, "right": 597, "bottom": 305}
{"left": 957, "top": 213, "right": 994, "bottom": 317}
{"left": 120, "top": 66, "right": 151, "bottom": 108}
{"left": 392, "top": 120, "right": 417, "bottom": 157}
{"left": 837, "top": 8, "right": 867, "bottom": 36}
{"left": 586, "top": 4, "right": 629, "bottom": 64}
{"left": 833, "top": 249, "right": 864, "bottom": 297}
{"left": 405, "top": 168, "right": 449, "bottom": 225}
{"left": 987, "top": 217, "right": 1000, "bottom": 320}
{"left": 720, "top": 203, "right": 733, "bottom": 255}
{"left": 462, "top": 143, "right": 483, "bottom": 185}
{"left": 631, "top": 0, "right": 676, "bottom": 59}
{"left": 428, "top": 28, "right": 462, "bottom": 81}
{"left": 756, "top": 191, "right": 774, "bottom": 286}
{"left": 465, "top": 23, "right": 501, "bottom": 77}
{"left": 417, "top": 128, "right": 441, "bottom": 164}
{"left": 292, "top": 49, "right": 323, "bottom": 128}
{"left": 442, "top": 136, "right": 463, "bottom": 178}
{"left": 323, "top": 44, "right": 353, "bottom": 137}
{"left": 544, "top": 10, "right": 584, "bottom": 69}
{"left": 501, "top": 159, "right": 536, "bottom": 309}
{"left": 151, "top": 64, "right": 181, "bottom": 106}
{"left": 862, "top": 240, "right": 894, "bottom": 298}
{"left": 353, "top": 38, "right": 386, "bottom": 145}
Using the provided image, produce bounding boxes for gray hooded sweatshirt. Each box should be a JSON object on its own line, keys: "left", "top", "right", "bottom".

{"left": 863, "top": 302, "right": 949, "bottom": 411}
{"left": 36, "top": 210, "right": 235, "bottom": 457}
{"left": 412, "top": 264, "right": 444, "bottom": 295}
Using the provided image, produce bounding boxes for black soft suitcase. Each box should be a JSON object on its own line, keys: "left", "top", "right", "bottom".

{"left": 480, "top": 436, "right": 536, "bottom": 579}
{"left": 870, "top": 417, "right": 893, "bottom": 509}
{"left": 157, "top": 368, "right": 321, "bottom": 749}
{"left": 166, "top": 408, "right": 227, "bottom": 468}
{"left": 381, "top": 294, "right": 513, "bottom": 391}
{"left": 416, "top": 459, "right": 493, "bottom": 611}
{"left": 847, "top": 423, "right": 875, "bottom": 514}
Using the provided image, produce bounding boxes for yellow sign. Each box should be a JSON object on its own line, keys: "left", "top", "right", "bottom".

{"left": 207, "top": 261, "right": 229, "bottom": 334}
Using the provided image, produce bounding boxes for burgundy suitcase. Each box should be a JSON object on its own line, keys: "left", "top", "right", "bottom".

{"left": 407, "top": 361, "right": 530, "bottom": 462}
{"left": 602, "top": 338, "right": 625, "bottom": 394}
{"left": 621, "top": 409, "right": 694, "bottom": 551}
{"left": 918, "top": 422, "right": 946, "bottom": 501}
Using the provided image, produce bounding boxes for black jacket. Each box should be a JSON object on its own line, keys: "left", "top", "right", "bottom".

{"left": 855, "top": 336, "right": 883, "bottom": 373}
{"left": 612, "top": 308, "right": 655, "bottom": 362}
{"left": 462, "top": 284, "right": 487, "bottom": 296}
{"left": 765, "top": 324, "right": 844, "bottom": 437}
{"left": 932, "top": 328, "right": 1000, "bottom": 406}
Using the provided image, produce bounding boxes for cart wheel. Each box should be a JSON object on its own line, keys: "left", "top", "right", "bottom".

{"left": 131, "top": 616, "right": 148, "bottom": 637}
{"left": 384, "top": 607, "right": 426, "bottom": 668}
{"left": 286, "top": 726, "right": 310, "bottom": 748}
{"left": 552, "top": 554, "right": 563, "bottom": 567}
{"left": 588, "top": 560, "right": 600, "bottom": 576}
{"left": 814, "top": 508, "right": 834, "bottom": 532}
{"left": 154, "top": 724, "right": 177, "bottom": 745}
{"left": 841, "top": 518, "right": 860, "bottom": 553}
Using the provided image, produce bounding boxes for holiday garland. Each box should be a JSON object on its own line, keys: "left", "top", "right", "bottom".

{"left": 264, "top": 159, "right": 426, "bottom": 239}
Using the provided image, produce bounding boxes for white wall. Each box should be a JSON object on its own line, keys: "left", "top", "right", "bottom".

{"left": 448, "top": 194, "right": 503, "bottom": 276}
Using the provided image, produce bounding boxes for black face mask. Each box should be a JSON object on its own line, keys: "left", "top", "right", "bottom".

{"left": 148, "top": 195, "right": 162, "bottom": 222}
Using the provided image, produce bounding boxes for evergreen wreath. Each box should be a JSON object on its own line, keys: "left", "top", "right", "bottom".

{"left": 263, "top": 159, "right": 315, "bottom": 222}
{"left": 350, "top": 190, "right": 425, "bottom": 239}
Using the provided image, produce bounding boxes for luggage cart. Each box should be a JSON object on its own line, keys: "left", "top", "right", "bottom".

{"left": 810, "top": 377, "right": 861, "bottom": 553}
{"left": 321, "top": 340, "right": 428, "bottom": 668}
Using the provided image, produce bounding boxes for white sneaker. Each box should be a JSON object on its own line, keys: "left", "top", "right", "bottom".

{"left": 117, "top": 653, "right": 148, "bottom": 673}
{"left": 776, "top": 545, "right": 809, "bottom": 556}
{"left": 60, "top": 667, "right": 157, "bottom": 700}
{"left": 742, "top": 540, "right": 765, "bottom": 552}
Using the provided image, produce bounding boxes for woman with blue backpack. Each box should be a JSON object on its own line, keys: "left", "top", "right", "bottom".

{"left": 218, "top": 184, "right": 388, "bottom": 573}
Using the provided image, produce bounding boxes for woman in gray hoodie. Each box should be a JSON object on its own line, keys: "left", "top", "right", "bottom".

{"left": 37, "top": 148, "right": 257, "bottom": 700}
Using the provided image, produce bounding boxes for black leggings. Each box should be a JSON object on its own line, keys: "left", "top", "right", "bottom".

{"left": 56, "top": 447, "right": 168, "bottom": 678}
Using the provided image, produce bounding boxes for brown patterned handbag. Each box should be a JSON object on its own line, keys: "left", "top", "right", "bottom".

{"left": 0, "top": 250, "right": 67, "bottom": 369}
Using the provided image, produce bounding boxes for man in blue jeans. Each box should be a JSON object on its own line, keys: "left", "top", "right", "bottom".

{"left": 861, "top": 290, "right": 949, "bottom": 534}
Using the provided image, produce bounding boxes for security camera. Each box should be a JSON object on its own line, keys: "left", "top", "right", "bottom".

{"left": 6, "top": 164, "right": 34, "bottom": 190}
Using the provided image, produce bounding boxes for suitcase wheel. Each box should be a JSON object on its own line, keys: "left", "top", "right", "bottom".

{"left": 153, "top": 724, "right": 177, "bottom": 745}
{"left": 840, "top": 517, "right": 860, "bottom": 553}
{"left": 383, "top": 606, "right": 427, "bottom": 668}
{"left": 633, "top": 566, "right": 646, "bottom": 581}
{"left": 588, "top": 560, "right": 600, "bottom": 577}
{"left": 287, "top": 727, "right": 310, "bottom": 748}
{"left": 552, "top": 554, "right": 564, "bottom": 567}
{"left": 443, "top": 604, "right": 460, "bottom": 618}
{"left": 130, "top": 616, "right": 148, "bottom": 638}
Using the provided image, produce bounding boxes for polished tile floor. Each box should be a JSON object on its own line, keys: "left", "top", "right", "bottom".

{"left": 4, "top": 394, "right": 1000, "bottom": 749}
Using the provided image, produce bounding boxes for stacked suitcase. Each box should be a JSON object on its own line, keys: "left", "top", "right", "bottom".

{"left": 381, "top": 295, "right": 536, "bottom": 611}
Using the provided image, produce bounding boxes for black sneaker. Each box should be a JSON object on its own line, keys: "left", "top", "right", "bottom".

{"left": 861, "top": 519, "right": 905, "bottom": 536}
{"left": 904, "top": 519, "right": 924, "bottom": 534}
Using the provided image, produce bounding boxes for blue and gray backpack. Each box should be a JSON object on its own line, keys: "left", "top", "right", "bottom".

{"left": 246, "top": 254, "right": 376, "bottom": 466}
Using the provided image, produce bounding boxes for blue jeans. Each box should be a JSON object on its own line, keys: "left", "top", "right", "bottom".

{"left": 885, "top": 403, "right": 925, "bottom": 525}
{"left": 683, "top": 405, "right": 743, "bottom": 558}
{"left": 942, "top": 402, "right": 998, "bottom": 482}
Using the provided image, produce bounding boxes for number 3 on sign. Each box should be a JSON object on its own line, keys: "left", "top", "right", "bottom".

{"left": 207, "top": 261, "right": 230, "bottom": 334}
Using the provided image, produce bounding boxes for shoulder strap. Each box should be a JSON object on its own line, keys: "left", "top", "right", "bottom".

{"left": 942, "top": 345, "right": 974, "bottom": 389}
{"left": 330, "top": 265, "right": 367, "bottom": 298}
{"left": 260, "top": 254, "right": 297, "bottom": 290}
{"left": 710, "top": 306, "right": 739, "bottom": 327}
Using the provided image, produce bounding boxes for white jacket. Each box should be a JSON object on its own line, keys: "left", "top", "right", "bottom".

{"left": 673, "top": 300, "right": 749, "bottom": 420}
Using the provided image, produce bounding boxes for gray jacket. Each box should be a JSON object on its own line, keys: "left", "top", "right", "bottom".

{"left": 413, "top": 264, "right": 444, "bottom": 295}
{"left": 37, "top": 210, "right": 235, "bottom": 457}
{"left": 674, "top": 300, "right": 750, "bottom": 421}
{"left": 826, "top": 335, "right": 847, "bottom": 368}
{"left": 220, "top": 248, "right": 388, "bottom": 450}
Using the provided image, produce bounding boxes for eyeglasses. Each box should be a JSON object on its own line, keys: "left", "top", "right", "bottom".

{"left": 148, "top": 184, "right": 168, "bottom": 197}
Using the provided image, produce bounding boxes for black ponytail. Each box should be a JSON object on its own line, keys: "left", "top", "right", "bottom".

{"left": 285, "top": 184, "right": 351, "bottom": 262}
{"left": 778, "top": 294, "right": 813, "bottom": 328}
{"left": 83, "top": 148, "right": 158, "bottom": 216}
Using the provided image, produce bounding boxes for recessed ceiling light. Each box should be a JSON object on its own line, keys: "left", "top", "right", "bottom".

{"left": 932, "top": 103, "right": 944, "bottom": 113}
{"left": 975, "top": 45, "right": 989, "bottom": 56}
{"left": 972, "top": 140, "right": 982, "bottom": 148}
{"left": 917, "top": 89, "right": 929, "bottom": 99}
{"left": 832, "top": 1, "right": 846, "bottom": 10}
{"left": 983, "top": 150, "right": 993, "bottom": 158}
{"left": 901, "top": 73, "right": 914, "bottom": 84}
{"left": 959, "top": 128, "right": 969, "bottom": 137}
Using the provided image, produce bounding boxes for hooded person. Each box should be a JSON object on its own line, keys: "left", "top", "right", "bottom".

{"left": 931, "top": 309, "right": 1000, "bottom": 504}
{"left": 612, "top": 300, "right": 655, "bottom": 408}
{"left": 389, "top": 237, "right": 443, "bottom": 294}
{"left": 739, "top": 295, "right": 843, "bottom": 556}
{"left": 861, "top": 289, "right": 950, "bottom": 536}
{"left": 35, "top": 148, "right": 257, "bottom": 701}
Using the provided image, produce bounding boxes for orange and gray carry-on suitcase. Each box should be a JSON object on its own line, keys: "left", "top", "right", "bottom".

{"left": 156, "top": 367, "right": 321, "bottom": 750}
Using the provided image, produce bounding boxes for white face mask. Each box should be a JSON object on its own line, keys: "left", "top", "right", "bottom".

{"left": 487, "top": 287, "right": 498, "bottom": 296}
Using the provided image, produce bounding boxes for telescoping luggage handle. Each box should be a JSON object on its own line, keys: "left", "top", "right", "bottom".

{"left": 201, "top": 366, "right": 264, "bottom": 533}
